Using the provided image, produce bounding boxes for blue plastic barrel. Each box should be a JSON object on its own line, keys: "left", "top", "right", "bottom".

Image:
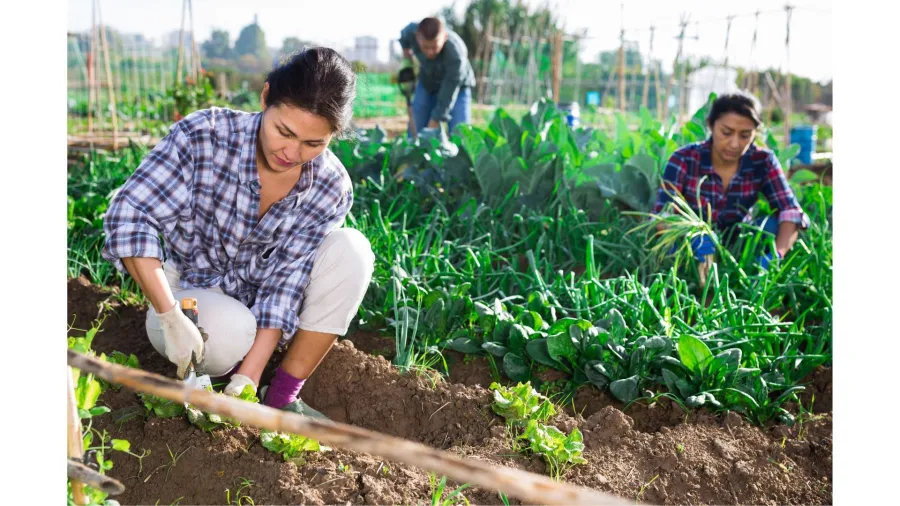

{"left": 557, "top": 102, "right": 581, "bottom": 128}
{"left": 789, "top": 125, "right": 817, "bottom": 165}
{"left": 586, "top": 91, "right": 600, "bottom": 106}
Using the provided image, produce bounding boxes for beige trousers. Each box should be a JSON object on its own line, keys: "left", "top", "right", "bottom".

{"left": 145, "top": 228, "right": 375, "bottom": 376}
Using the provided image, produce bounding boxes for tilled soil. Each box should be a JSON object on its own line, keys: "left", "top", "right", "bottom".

{"left": 68, "top": 277, "right": 832, "bottom": 505}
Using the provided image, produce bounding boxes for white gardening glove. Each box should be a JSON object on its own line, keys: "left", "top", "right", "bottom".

{"left": 224, "top": 374, "right": 257, "bottom": 397}
{"left": 156, "top": 301, "right": 205, "bottom": 380}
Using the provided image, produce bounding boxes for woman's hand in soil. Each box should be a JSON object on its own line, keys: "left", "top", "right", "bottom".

{"left": 156, "top": 301, "right": 205, "bottom": 379}
{"left": 224, "top": 374, "right": 257, "bottom": 397}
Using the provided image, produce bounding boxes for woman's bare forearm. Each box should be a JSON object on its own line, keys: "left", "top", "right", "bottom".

{"left": 775, "top": 222, "right": 799, "bottom": 257}
{"left": 122, "top": 257, "right": 177, "bottom": 313}
{"left": 236, "top": 328, "right": 282, "bottom": 384}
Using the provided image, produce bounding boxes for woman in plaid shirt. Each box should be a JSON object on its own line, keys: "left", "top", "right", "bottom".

{"left": 102, "top": 48, "right": 375, "bottom": 418}
{"left": 653, "top": 92, "right": 809, "bottom": 270}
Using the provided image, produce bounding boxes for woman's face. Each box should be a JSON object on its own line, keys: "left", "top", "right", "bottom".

{"left": 258, "top": 83, "right": 334, "bottom": 173}
{"left": 710, "top": 112, "right": 757, "bottom": 165}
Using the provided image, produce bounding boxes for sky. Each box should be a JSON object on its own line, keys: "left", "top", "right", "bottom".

{"left": 67, "top": 0, "right": 832, "bottom": 82}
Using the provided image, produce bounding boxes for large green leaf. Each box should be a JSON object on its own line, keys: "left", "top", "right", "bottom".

{"left": 610, "top": 375, "right": 641, "bottom": 403}
{"left": 457, "top": 125, "right": 488, "bottom": 164}
{"left": 491, "top": 320, "right": 513, "bottom": 345}
{"left": 548, "top": 318, "right": 579, "bottom": 337}
{"left": 584, "top": 361, "right": 611, "bottom": 390}
{"left": 677, "top": 335, "right": 714, "bottom": 375}
{"left": 508, "top": 324, "right": 530, "bottom": 353}
{"left": 446, "top": 337, "right": 483, "bottom": 354}
{"left": 790, "top": 168, "right": 819, "bottom": 185}
{"left": 489, "top": 109, "right": 524, "bottom": 157}
{"left": 503, "top": 352, "right": 531, "bottom": 382}
{"left": 661, "top": 368, "right": 681, "bottom": 394}
{"left": 547, "top": 331, "right": 578, "bottom": 363}
{"left": 708, "top": 348, "right": 742, "bottom": 379}
{"left": 608, "top": 309, "right": 627, "bottom": 343}
{"left": 473, "top": 153, "right": 502, "bottom": 197}
{"left": 525, "top": 339, "right": 559, "bottom": 368}
{"left": 482, "top": 341, "right": 509, "bottom": 358}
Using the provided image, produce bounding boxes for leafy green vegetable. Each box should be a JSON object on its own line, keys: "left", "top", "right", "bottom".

{"left": 520, "top": 419, "right": 587, "bottom": 479}
{"left": 139, "top": 393, "right": 186, "bottom": 418}
{"left": 489, "top": 382, "right": 556, "bottom": 425}
{"left": 260, "top": 430, "right": 331, "bottom": 465}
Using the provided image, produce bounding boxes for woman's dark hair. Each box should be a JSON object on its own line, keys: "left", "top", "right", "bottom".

{"left": 265, "top": 47, "right": 357, "bottom": 137}
{"left": 707, "top": 91, "right": 763, "bottom": 129}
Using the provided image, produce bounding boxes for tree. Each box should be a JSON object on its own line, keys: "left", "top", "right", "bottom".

{"left": 280, "top": 37, "right": 311, "bottom": 56}
{"left": 202, "top": 29, "right": 232, "bottom": 60}
{"left": 235, "top": 18, "right": 270, "bottom": 63}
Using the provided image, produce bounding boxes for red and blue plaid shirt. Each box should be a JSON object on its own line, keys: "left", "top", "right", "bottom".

{"left": 652, "top": 138, "right": 809, "bottom": 230}
{"left": 102, "top": 107, "right": 354, "bottom": 338}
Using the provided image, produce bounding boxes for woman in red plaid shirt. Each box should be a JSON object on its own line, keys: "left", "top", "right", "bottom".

{"left": 653, "top": 92, "right": 809, "bottom": 270}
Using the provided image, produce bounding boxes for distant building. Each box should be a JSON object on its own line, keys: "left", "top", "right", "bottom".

{"left": 345, "top": 36, "right": 379, "bottom": 65}
{"left": 163, "top": 30, "right": 195, "bottom": 49}
{"left": 804, "top": 104, "right": 833, "bottom": 125}
{"left": 118, "top": 32, "right": 154, "bottom": 51}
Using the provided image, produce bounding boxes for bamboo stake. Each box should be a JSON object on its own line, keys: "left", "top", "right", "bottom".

{"left": 475, "top": 15, "right": 494, "bottom": 104}
{"left": 67, "top": 367, "right": 87, "bottom": 505}
{"left": 551, "top": 31, "right": 562, "bottom": 102}
{"left": 616, "top": 4, "right": 625, "bottom": 112}
{"left": 87, "top": 1, "right": 97, "bottom": 134}
{"left": 653, "top": 61, "right": 663, "bottom": 120}
{"left": 175, "top": 0, "right": 187, "bottom": 86}
{"left": 663, "top": 16, "right": 689, "bottom": 121}
{"left": 641, "top": 26, "right": 655, "bottom": 110}
{"left": 188, "top": 0, "right": 201, "bottom": 81}
{"left": 677, "top": 23, "right": 696, "bottom": 121}
{"left": 97, "top": 1, "right": 118, "bottom": 149}
{"left": 783, "top": 4, "right": 794, "bottom": 148}
{"left": 67, "top": 349, "right": 629, "bottom": 506}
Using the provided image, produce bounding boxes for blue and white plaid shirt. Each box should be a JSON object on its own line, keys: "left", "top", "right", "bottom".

{"left": 103, "top": 107, "right": 354, "bottom": 338}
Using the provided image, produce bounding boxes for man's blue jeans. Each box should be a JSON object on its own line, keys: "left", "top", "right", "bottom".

{"left": 408, "top": 82, "right": 472, "bottom": 137}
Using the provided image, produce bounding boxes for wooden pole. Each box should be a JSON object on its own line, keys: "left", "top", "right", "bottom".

{"left": 641, "top": 25, "right": 655, "bottom": 110}
{"left": 188, "top": 0, "right": 201, "bottom": 81}
{"left": 551, "top": 31, "right": 562, "bottom": 102}
{"left": 765, "top": 72, "right": 783, "bottom": 125}
{"left": 663, "top": 16, "right": 688, "bottom": 121}
{"left": 616, "top": 3, "right": 625, "bottom": 112}
{"left": 475, "top": 14, "right": 494, "bottom": 104}
{"left": 653, "top": 61, "right": 663, "bottom": 120}
{"left": 87, "top": 0, "right": 96, "bottom": 134}
{"left": 783, "top": 4, "right": 794, "bottom": 146}
{"left": 677, "top": 22, "right": 697, "bottom": 120}
{"left": 132, "top": 44, "right": 141, "bottom": 110}
{"left": 67, "top": 367, "right": 87, "bottom": 505}
{"left": 573, "top": 35, "right": 582, "bottom": 108}
{"left": 68, "top": 460, "right": 125, "bottom": 496}
{"left": 97, "top": 1, "right": 118, "bottom": 149}
{"left": 723, "top": 15, "right": 735, "bottom": 68}
{"left": 67, "top": 349, "right": 629, "bottom": 506}
{"left": 175, "top": 0, "right": 187, "bottom": 86}
{"left": 747, "top": 10, "right": 760, "bottom": 94}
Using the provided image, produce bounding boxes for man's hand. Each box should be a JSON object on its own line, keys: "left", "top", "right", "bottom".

{"left": 156, "top": 302, "right": 205, "bottom": 379}
{"left": 426, "top": 119, "right": 440, "bottom": 129}
{"left": 403, "top": 48, "right": 412, "bottom": 59}
{"left": 224, "top": 374, "right": 257, "bottom": 397}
